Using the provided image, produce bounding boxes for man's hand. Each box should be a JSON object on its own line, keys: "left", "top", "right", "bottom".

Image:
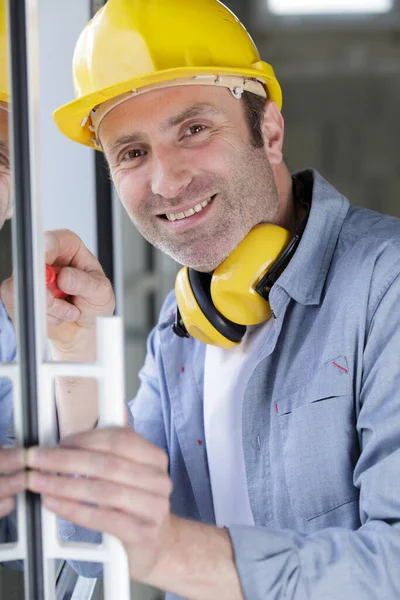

{"left": 26, "top": 428, "right": 174, "bottom": 583}
{"left": 0, "top": 229, "right": 115, "bottom": 359}
{"left": 0, "top": 442, "right": 25, "bottom": 518}
{"left": 1, "top": 229, "right": 115, "bottom": 436}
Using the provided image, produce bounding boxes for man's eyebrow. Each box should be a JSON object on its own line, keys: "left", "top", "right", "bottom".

{"left": 0, "top": 141, "right": 9, "bottom": 155}
{"left": 163, "top": 103, "right": 223, "bottom": 130}
{"left": 107, "top": 103, "right": 222, "bottom": 155}
{"left": 107, "top": 133, "right": 143, "bottom": 155}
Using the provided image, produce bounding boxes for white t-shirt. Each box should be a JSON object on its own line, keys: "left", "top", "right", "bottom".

{"left": 203, "top": 319, "right": 273, "bottom": 527}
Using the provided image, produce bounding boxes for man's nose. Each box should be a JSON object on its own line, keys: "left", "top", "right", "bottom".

{"left": 150, "top": 152, "right": 192, "bottom": 199}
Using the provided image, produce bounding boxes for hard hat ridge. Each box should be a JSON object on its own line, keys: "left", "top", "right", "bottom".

{"left": 54, "top": 0, "right": 282, "bottom": 149}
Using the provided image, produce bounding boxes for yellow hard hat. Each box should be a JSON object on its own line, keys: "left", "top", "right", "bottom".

{"left": 0, "top": 0, "right": 9, "bottom": 105}
{"left": 53, "top": 0, "right": 282, "bottom": 150}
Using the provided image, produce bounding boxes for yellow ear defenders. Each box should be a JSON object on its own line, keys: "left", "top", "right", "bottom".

{"left": 173, "top": 177, "right": 310, "bottom": 349}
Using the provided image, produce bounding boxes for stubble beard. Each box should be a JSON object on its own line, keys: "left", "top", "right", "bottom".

{"left": 131, "top": 147, "right": 278, "bottom": 272}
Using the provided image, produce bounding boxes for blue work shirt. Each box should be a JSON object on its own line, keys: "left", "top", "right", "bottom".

{"left": 62, "top": 170, "right": 400, "bottom": 599}
{"left": 0, "top": 300, "right": 17, "bottom": 558}
{"left": 0, "top": 299, "right": 15, "bottom": 444}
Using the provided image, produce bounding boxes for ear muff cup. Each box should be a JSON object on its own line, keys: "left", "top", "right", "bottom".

{"left": 187, "top": 269, "right": 246, "bottom": 343}
{"left": 174, "top": 224, "right": 293, "bottom": 349}
{"left": 174, "top": 222, "right": 306, "bottom": 348}
{"left": 210, "top": 224, "right": 292, "bottom": 325}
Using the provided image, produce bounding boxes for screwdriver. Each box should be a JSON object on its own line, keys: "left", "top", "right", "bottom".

{"left": 45, "top": 264, "right": 68, "bottom": 299}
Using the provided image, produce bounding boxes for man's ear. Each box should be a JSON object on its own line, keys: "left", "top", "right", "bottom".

{"left": 261, "top": 100, "right": 285, "bottom": 165}
{"left": 5, "top": 202, "right": 14, "bottom": 221}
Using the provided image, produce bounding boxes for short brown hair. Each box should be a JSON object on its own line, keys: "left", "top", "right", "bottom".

{"left": 241, "top": 91, "right": 266, "bottom": 148}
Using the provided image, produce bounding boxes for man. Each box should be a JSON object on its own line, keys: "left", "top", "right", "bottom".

{"left": 4, "top": 0, "right": 400, "bottom": 598}
{"left": 0, "top": 80, "right": 15, "bottom": 445}
{"left": 0, "top": 0, "right": 25, "bottom": 527}
{"left": 0, "top": 103, "right": 23, "bottom": 522}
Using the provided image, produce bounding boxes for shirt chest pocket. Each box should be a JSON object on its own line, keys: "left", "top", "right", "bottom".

{"left": 276, "top": 356, "right": 359, "bottom": 521}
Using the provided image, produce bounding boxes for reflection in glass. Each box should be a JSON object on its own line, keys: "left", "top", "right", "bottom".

{"left": 0, "top": 103, "right": 14, "bottom": 444}
{"left": 0, "top": 0, "right": 16, "bottom": 471}
{"left": 0, "top": 0, "right": 24, "bottom": 597}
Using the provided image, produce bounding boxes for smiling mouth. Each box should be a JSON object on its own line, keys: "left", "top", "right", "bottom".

{"left": 160, "top": 195, "right": 216, "bottom": 222}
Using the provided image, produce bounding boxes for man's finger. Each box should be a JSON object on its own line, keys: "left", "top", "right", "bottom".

{"left": 0, "top": 472, "right": 26, "bottom": 498}
{"left": 0, "top": 448, "right": 25, "bottom": 473}
{"left": 45, "top": 230, "right": 104, "bottom": 274}
{"left": 28, "top": 430, "right": 169, "bottom": 472}
{"left": 0, "top": 277, "right": 15, "bottom": 317}
{"left": 0, "top": 497, "right": 16, "bottom": 519}
{"left": 59, "top": 428, "right": 169, "bottom": 470}
{"left": 56, "top": 267, "right": 114, "bottom": 310}
{"left": 28, "top": 471, "right": 170, "bottom": 523}
{"left": 42, "top": 495, "right": 153, "bottom": 547}
{"left": 27, "top": 447, "right": 171, "bottom": 494}
{"left": 47, "top": 315, "right": 71, "bottom": 329}
{"left": 46, "top": 290, "right": 81, "bottom": 323}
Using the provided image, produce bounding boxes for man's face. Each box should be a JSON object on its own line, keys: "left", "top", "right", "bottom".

{"left": 100, "top": 86, "right": 279, "bottom": 271}
{"left": 0, "top": 108, "right": 11, "bottom": 230}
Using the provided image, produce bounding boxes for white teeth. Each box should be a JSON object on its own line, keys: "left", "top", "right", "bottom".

{"left": 166, "top": 197, "right": 213, "bottom": 221}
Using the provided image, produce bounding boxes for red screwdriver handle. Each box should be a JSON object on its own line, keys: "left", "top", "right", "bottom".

{"left": 45, "top": 264, "right": 68, "bottom": 299}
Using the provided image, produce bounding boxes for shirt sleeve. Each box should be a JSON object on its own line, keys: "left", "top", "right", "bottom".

{"left": 0, "top": 377, "right": 14, "bottom": 445}
{"left": 228, "top": 270, "right": 400, "bottom": 600}
{"left": 127, "top": 323, "right": 168, "bottom": 452}
{"left": 0, "top": 302, "right": 17, "bottom": 445}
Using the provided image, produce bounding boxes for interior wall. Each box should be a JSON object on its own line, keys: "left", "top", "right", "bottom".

{"left": 255, "top": 28, "right": 400, "bottom": 216}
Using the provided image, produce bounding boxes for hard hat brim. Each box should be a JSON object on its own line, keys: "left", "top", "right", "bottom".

{"left": 53, "top": 64, "right": 282, "bottom": 150}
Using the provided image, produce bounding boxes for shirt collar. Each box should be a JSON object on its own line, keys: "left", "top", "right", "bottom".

{"left": 273, "top": 169, "right": 350, "bottom": 306}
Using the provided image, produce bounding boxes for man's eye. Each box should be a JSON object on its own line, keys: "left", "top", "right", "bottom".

{"left": 121, "top": 149, "right": 146, "bottom": 162}
{"left": 184, "top": 124, "right": 206, "bottom": 137}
